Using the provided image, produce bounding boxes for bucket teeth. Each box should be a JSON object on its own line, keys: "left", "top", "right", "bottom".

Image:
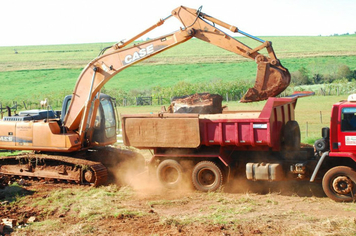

{"left": 241, "top": 63, "right": 291, "bottom": 103}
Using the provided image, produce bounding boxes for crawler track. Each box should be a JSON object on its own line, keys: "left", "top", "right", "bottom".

{"left": 0, "top": 153, "right": 108, "bottom": 186}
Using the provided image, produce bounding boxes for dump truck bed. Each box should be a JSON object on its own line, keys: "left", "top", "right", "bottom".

{"left": 121, "top": 97, "right": 297, "bottom": 151}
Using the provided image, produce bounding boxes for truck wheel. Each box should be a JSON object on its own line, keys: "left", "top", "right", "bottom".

{"left": 314, "top": 138, "right": 327, "bottom": 152}
{"left": 283, "top": 120, "right": 300, "bottom": 151}
{"left": 157, "top": 160, "right": 183, "bottom": 189}
{"left": 192, "top": 161, "right": 223, "bottom": 192}
{"left": 322, "top": 166, "right": 356, "bottom": 202}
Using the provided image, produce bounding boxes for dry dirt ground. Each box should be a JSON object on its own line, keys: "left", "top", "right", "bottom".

{"left": 1, "top": 177, "right": 356, "bottom": 236}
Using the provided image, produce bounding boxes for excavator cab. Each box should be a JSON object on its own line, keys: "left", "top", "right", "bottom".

{"left": 61, "top": 93, "right": 117, "bottom": 146}
{"left": 91, "top": 95, "right": 117, "bottom": 144}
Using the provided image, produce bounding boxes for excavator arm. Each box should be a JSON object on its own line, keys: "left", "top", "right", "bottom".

{"left": 174, "top": 6, "right": 290, "bottom": 101}
{"left": 64, "top": 6, "right": 291, "bottom": 141}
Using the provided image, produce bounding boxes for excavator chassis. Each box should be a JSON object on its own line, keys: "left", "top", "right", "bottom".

{"left": 0, "top": 147, "right": 146, "bottom": 187}
{"left": 0, "top": 153, "right": 108, "bottom": 186}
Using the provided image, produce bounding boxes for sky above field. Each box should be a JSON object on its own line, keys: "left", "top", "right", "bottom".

{"left": 1, "top": 0, "right": 355, "bottom": 47}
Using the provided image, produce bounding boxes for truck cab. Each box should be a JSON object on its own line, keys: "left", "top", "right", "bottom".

{"left": 311, "top": 94, "right": 356, "bottom": 202}
{"left": 329, "top": 95, "right": 356, "bottom": 155}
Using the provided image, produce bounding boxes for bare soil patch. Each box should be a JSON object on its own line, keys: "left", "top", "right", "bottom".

{"left": 1, "top": 178, "right": 356, "bottom": 236}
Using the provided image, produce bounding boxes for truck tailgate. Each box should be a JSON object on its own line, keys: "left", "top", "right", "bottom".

{"left": 121, "top": 114, "right": 200, "bottom": 148}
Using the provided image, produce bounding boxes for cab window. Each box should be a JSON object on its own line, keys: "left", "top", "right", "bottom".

{"left": 341, "top": 107, "right": 356, "bottom": 131}
{"left": 101, "top": 99, "right": 116, "bottom": 138}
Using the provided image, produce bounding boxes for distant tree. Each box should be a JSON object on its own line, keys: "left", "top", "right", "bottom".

{"left": 337, "top": 65, "right": 353, "bottom": 80}
{"left": 291, "top": 67, "right": 310, "bottom": 85}
{"left": 312, "top": 73, "right": 324, "bottom": 84}
{"left": 323, "top": 74, "right": 335, "bottom": 83}
{"left": 352, "top": 69, "right": 356, "bottom": 79}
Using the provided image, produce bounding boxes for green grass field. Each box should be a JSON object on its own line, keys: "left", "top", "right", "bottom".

{"left": 0, "top": 35, "right": 355, "bottom": 142}
{"left": 1, "top": 35, "right": 355, "bottom": 72}
{"left": 0, "top": 35, "right": 355, "bottom": 102}
{"left": 0, "top": 35, "right": 356, "bottom": 101}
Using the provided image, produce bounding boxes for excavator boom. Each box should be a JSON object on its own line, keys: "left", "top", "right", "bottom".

{"left": 64, "top": 6, "right": 290, "bottom": 134}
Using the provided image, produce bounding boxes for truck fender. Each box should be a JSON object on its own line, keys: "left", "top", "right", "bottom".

{"left": 310, "top": 151, "right": 329, "bottom": 182}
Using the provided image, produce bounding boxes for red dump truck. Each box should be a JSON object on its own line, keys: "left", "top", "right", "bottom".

{"left": 121, "top": 95, "right": 356, "bottom": 202}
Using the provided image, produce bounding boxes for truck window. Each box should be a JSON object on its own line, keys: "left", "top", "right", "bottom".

{"left": 341, "top": 108, "right": 356, "bottom": 131}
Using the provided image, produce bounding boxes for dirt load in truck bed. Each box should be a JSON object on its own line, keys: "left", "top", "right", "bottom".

{"left": 170, "top": 93, "right": 223, "bottom": 114}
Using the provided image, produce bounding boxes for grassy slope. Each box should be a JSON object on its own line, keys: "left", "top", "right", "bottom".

{"left": 0, "top": 35, "right": 355, "bottom": 101}
{"left": 1, "top": 55, "right": 355, "bottom": 102}
{"left": 1, "top": 35, "right": 355, "bottom": 71}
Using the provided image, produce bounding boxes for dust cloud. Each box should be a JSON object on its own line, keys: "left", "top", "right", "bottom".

{"left": 103, "top": 148, "right": 325, "bottom": 199}
{"left": 111, "top": 161, "right": 196, "bottom": 199}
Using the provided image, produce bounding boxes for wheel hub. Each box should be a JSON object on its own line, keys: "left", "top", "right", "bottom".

{"left": 84, "top": 170, "right": 95, "bottom": 183}
{"left": 164, "top": 167, "right": 179, "bottom": 183}
{"left": 198, "top": 169, "right": 216, "bottom": 186}
{"left": 332, "top": 176, "right": 353, "bottom": 195}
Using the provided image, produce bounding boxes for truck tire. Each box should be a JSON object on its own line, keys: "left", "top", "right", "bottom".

{"left": 322, "top": 166, "right": 356, "bottom": 202}
{"left": 283, "top": 120, "right": 300, "bottom": 151}
{"left": 157, "top": 159, "right": 184, "bottom": 189}
{"left": 192, "top": 161, "right": 223, "bottom": 192}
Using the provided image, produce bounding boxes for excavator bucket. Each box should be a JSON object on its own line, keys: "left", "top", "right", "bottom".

{"left": 241, "top": 62, "right": 291, "bottom": 103}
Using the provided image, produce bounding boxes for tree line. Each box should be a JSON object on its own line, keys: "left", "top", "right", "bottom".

{"left": 291, "top": 64, "right": 356, "bottom": 86}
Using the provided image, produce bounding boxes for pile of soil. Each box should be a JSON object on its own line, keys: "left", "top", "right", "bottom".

{"left": 170, "top": 93, "right": 223, "bottom": 114}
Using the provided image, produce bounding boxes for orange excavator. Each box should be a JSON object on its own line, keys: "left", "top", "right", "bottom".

{"left": 0, "top": 6, "right": 290, "bottom": 185}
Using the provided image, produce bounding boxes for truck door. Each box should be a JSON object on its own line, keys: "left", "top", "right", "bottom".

{"left": 338, "top": 106, "right": 356, "bottom": 152}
